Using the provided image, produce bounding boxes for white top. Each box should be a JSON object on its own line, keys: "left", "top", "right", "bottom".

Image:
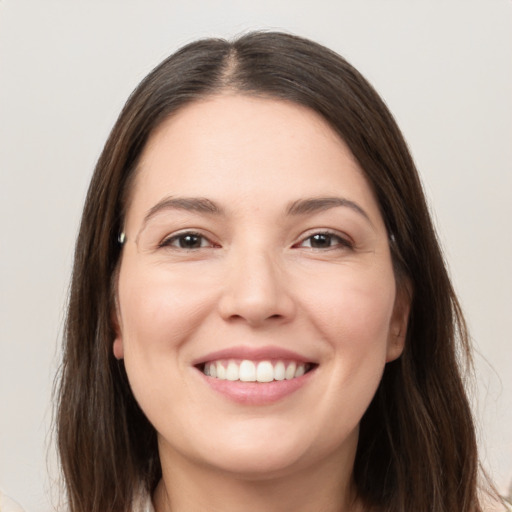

{"left": 1, "top": 488, "right": 511, "bottom": 511}
{"left": 0, "top": 489, "right": 156, "bottom": 512}
{"left": 0, "top": 490, "right": 25, "bottom": 512}
{"left": 133, "top": 491, "right": 155, "bottom": 512}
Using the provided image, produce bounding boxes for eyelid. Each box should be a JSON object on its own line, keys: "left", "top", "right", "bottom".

{"left": 158, "top": 229, "right": 220, "bottom": 249}
{"left": 293, "top": 229, "right": 354, "bottom": 249}
{"left": 156, "top": 228, "right": 354, "bottom": 251}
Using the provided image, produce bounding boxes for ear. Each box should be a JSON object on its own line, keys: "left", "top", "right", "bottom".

{"left": 111, "top": 306, "right": 124, "bottom": 360}
{"left": 386, "top": 279, "right": 412, "bottom": 363}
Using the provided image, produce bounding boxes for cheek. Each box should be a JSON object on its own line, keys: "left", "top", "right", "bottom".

{"left": 303, "top": 266, "right": 396, "bottom": 350}
{"left": 116, "top": 262, "right": 215, "bottom": 421}
{"left": 118, "top": 261, "right": 216, "bottom": 352}
{"left": 302, "top": 265, "right": 395, "bottom": 398}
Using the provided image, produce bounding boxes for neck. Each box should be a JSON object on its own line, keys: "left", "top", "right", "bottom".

{"left": 153, "top": 443, "right": 361, "bottom": 512}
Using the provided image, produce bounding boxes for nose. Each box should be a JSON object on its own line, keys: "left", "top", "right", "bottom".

{"left": 217, "top": 249, "right": 296, "bottom": 327}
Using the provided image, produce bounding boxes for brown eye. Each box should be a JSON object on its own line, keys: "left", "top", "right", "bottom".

{"left": 177, "top": 234, "right": 203, "bottom": 249}
{"left": 298, "top": 232, "right": 353, "bottom": 250}
{"left": 309, "top": 233, "right": 334, "bottom": 248}
{"left": 160, "top": 232, "right": 211, "bottom": 250}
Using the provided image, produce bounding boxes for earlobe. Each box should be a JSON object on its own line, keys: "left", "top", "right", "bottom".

{"left": 113, "top": 336, "right": 124, "bottom": 360}
{"left": 111, "top": 309, "right": 124, "bottom": 360}
{"left": 386, "top": 280, "right": 412, "bottom": 363}
{"left": 386, "top": 329, "right": 406, "bottom": 362}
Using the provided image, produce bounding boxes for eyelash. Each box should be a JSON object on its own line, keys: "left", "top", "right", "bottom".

{"left": 293, "top": 231, "right": 354, "bottom": 251}
{"left": 159, "top": 231, "right": 218, "bottom": 250}
{"left": 158, "top": 230, "right": 353, "bottom": 251}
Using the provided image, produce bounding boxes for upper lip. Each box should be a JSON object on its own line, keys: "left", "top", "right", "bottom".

{"left": 192, "top": 345, "right": 316, "bottom": 366}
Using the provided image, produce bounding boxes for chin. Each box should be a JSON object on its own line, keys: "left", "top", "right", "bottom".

{"left": 182, "top": 418, "right": 355, "bottom": 481}
{"left": 202, "top": 444, "right": 310, "bottom": 480}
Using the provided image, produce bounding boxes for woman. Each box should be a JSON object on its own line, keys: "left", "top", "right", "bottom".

{"left": 56, "top": 31, "right": 500, "bottom": 511}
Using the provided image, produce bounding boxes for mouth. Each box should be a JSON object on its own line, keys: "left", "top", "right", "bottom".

{"left": 197, "top": 359, "right": 316, "bottom": 383}
{"left": 192, "top": 346, "right": 318, "bottom": 404}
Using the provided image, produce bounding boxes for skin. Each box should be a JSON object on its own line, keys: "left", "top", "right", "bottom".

{"left": 113, "top": 94, "right": 409, "bottom": 512}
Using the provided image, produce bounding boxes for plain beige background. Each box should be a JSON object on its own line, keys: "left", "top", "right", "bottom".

{"left": 1, "top": 1, "right": 511, "bottom": 510}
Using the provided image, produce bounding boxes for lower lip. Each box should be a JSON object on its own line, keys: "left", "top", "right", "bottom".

{"left": 197, "top": 368, "right": 315, "bottom": 405}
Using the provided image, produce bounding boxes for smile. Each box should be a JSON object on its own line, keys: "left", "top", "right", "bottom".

{"left": 203, "top": 359, "right": 312, "bottom": 382}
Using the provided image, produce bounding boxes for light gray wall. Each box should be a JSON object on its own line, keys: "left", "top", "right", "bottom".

{"left": 1, "top": 1, "right": 511, "bottom": 510}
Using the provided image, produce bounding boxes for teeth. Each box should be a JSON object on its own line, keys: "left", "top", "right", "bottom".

{"left": 203, "top": 360, "right": 309, "bottom": 382}
{"left": 239, "top": 360, "right": 256, "bottom": 382}
{"left": 256, "top": 361, "right": 274, "bottom": 382}
{"left": 226, "top": 361, "right": 239, "bottom": 381}
{"left": 285, "top": 362, "right": 296, "bottom": 380}
{"left": 274, "top": 361, "right": 285, "bottom": 381}
{"left": 216, "top": 362, "right": 226, "bottom": 380}
{"left": 295, "top": 364, "right": 305, "bottom": 377}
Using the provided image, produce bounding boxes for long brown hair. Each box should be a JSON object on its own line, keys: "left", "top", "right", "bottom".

{"left": 57, "top": 31, "right": 485, "bottom": 511}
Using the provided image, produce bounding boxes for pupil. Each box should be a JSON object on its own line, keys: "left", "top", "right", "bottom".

{"left": 180, "top": 235, "right": 201, "bottom": 248}
{"left": 311, "top": 234, "right": 331, "bottom": 248}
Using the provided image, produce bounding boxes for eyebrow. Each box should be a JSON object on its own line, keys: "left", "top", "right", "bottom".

{"left": 136, "top": 196, "right": 223, "bottom": 238}
{"left": 145, "top": 196, "right": 223, "bottom": 219}
{"left": 137, "top": 194, "right": 373, "bottom": 239}
{"left": 286, "top": 197, "right": 372, "bottom": 224}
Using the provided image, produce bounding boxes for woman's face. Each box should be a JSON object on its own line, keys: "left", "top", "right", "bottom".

{"left": 114, "top": 95, "right": 408, "bottom": 479}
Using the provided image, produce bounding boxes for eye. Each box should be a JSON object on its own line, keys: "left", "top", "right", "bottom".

{"left": 159, "top": 232, "right": 216, "bottom": 250}
{"left": 296, "top": 232, "right": 353, "bottom": 250}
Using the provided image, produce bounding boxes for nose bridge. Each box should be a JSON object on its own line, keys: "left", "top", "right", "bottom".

{"left": 218, "top": 238, "right": 295, "bottom": 325}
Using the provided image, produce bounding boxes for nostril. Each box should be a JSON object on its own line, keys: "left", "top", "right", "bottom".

{"left": 217, "top": 278, "right": 296, "bottom": 326}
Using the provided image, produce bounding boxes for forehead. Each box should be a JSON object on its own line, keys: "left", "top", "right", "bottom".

{"left": 126, "top": 94, "right": 382, "bottom": 225}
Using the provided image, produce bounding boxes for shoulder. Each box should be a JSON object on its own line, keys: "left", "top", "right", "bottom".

{"left": 0, "top": 490, "right": 25, "bottom": 512}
